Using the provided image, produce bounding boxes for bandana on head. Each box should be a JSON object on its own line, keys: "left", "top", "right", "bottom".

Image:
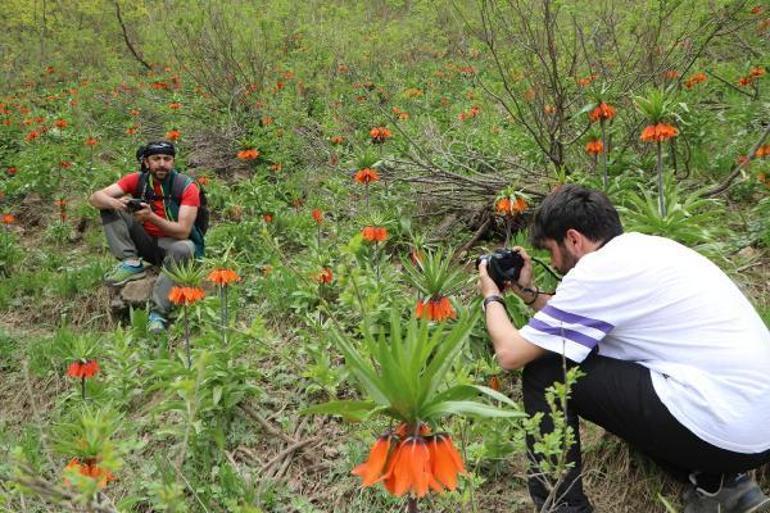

{"left": 137, "top": 141, "right": 176, "bottom": 161}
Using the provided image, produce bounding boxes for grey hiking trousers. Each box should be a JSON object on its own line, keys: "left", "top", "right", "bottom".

{"left": 100, "top": 209, "right": 195, "bottom": 316}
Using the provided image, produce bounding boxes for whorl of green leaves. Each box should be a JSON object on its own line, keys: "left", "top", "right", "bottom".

{"left": 634, "top": 88, "right": 679, "bottom": 123}
{"left": 303, "top": 307, "right": 522, "bottom": 424}
{"left": 400, "top": 248, "right": 470, "bottom": 299}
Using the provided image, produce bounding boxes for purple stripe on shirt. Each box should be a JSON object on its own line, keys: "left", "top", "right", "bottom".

{"left": 527, "top": 318, "right": 600, "bottom": 349}
{"left": 540, "top": 305, "right": 614, "bottom": 333}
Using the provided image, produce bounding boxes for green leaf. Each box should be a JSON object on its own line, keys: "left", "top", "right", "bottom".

{"left": 301, "top": 400, "right": 380, "bottom": 422}
{"left": 420, "top": 311, "right": 479, "bottom": 406}
{"left": 330, "top": 329, "right": 389, "bottom": 405}
{"left": 422, "top": 400, "right": 524, "bottom": 419}
{"left": 427, "top": 384, "right": 519, "bottom": 409}
{"left": 212, "top": 385, "right": 223, "bottom": 406}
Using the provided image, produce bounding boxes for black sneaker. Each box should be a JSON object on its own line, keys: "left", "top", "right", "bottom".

{"left": 683, "top": 473, "right": 770, "bottom": 513}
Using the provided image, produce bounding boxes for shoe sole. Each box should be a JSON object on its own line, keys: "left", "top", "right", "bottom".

{"left": 105, "top": 270, "right": 147, "bottom": 287}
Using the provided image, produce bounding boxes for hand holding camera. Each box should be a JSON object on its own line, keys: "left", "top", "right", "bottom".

{"left": 477, "top": 246, "right": 538, "bottom": 303}
{"left": 126, "top": 198, "right": 148, "bottom": 212}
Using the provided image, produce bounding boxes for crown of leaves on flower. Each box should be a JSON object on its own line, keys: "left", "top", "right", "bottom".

{"left": 354, "top": 148, "right": 380, "bottom": 170}
{"left": 401, "top": 248, "right": 469, "bottom": 299}
{"left": 53, "top": 405, "right": 125, "bottom": 470}
{"left": 634, "top": 88, "right": 680, "bottom": 124}
{"left": 303, "top": 307, "right": 522, "bottom": 425}
{"left": 162, "top": 259, "right": 205, "bottom": 287}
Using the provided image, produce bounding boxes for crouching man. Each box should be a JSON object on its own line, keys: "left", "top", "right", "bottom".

{"left": 479, "top": 184, "right": 770, "bottom": 513}
{"left": 89, "top": 140, "right": 203, "bottom": 334}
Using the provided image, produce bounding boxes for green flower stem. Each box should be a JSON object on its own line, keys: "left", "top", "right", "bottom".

{"left": 600, "top": 119, "right": 608, "bottom": 190}
{"left": 81, "top": 376, "right": 86, "bottom": 400}
{"left": 656, "top": 141, "right": 666, "bottom": 217}
{"left": 184, "top": 305, "right": 191, "bottom": 368}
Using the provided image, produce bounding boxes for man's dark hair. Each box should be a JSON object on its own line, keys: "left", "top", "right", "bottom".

{"left": 529, "top": 184, "right": 623, "bottom": 249}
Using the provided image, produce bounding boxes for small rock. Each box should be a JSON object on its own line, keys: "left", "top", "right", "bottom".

{"left": 738, "top": 246, "right": 757, "bottom": 260}
{"left": 120, "top": 276, "right": 157, "bottom": 304}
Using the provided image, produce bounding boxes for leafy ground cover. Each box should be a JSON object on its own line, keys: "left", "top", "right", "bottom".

{"left": 1, "top": 1, "right": 769, "bottom": 512}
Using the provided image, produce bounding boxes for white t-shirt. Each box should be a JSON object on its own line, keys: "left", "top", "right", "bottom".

{"left": 519, "top": 232, "right": 770, "bottom": 454}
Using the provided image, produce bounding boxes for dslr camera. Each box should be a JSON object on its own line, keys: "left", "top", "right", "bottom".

{"left": 126, "top": 198, "right": 147, "bottom": 212}
{"left": 476, "top": 249, "right": 525, "bottom": 290}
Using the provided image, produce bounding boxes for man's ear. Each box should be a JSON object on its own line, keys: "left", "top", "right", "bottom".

{"left": 564, "top": 228, "right": 582, "bottom": 248}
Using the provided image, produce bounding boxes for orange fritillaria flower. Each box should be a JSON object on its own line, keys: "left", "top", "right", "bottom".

{"left": 311, "top": 209, "right": 324, "bottom": 224}
{"left": 684, "top": 72, "right": 707, "bottom": 90}
{"left": 750, "top": 66, "right": 766, "bottom": 78}
{"left": 369, "top": 126, "right": 392, "bottom": 144}
{"left": 263, "top": 213, "right": 273, "bottom": 223}
{"left": 392, "top": 106, "right": 410, "bottom": 120}
{"left": 2, "top": 213, "right": 15, "bottom": 224}
{"left": 59, "top": 161, "right": 72, "bottom": 169}
{"left": 585, "top": 138, "right": 604, "bottom": 155}
{"left": 54, "top": 119, "right": 68, "bottom": 128}
{"left": 168, "top": 286, "right": 205, "bottom": 306}
{"left": 7, "top": 167, "right": 17, "bottom": 176}
{"left": 165, "top": 129, "right": 181, "bottom": 141}
{"left": 329, "top": 135, "right": 344, "bottom": 145}
{"left": 427, "top": 433, "right": 466, "bottom": 491}
{"left": 738, "top": 76, "right": 753, "bottom": 87}
{"left": 316, "top": 267, "right": 333, "bottom": 284}
{"left": 755, "top": 145, "right": 770, "bottom": 158}
{"left": 66, "top": 360, "right": 100, "bottom": 379}
{"left": 416, "top": 296, "right": 457, "bottom": 322}
{"left": 495, "top": 197, "right": 512, "bottom": 215}
{"left": 361, "top": 226, "right": 388, "bottom": 242}
{"left": 663, "top": 70, "right": 680, "bottom": 80}
{"left": 169, "top": 102, "right": 182, "bottom": 109}
{"left": 126, "top": 126, "right": 138, "bottom": 135}
{"left": 382, "top": 437, "right": 434, "bottom": 498}
{"left": 237, "top": 148, "right": 260, "bottom": 160}
{"left": 495, "top": 196, "right": 528, "bottom": 216}
{"left": 640, "top": 122, "right": 679, "bottom": 142}
{"left": 588, "top": 102, "right": 616, "bottom": 123}
{"left": 752, "top": 5, "right": 763, "bottom": 14}
{"left": 489, "top": 375, "right": 501, "bottom": 391}
{"left": 85, "top": 137, "right": 98, "bottom": 147}
{"left": 64, "top": 458, "right": 114, "bottom": 489}
{"left": 208, "top": 269, "right": 241, "bottom": 286}
{"left": 354, "top": 168, "right": 380, "bottom": 184}
{"left": 25, "top": 130, "right": 40, "bottom": 142}
{"left": 352, "top": 434, "right": 395, "bottom": 487}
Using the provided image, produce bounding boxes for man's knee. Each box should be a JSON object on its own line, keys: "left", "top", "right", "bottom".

{"left": 523, "top": 353, "right": 563, "bottom": 391}
{"left": 100, "top": 208, "right": 130, "bottom": 224}
{"left": 167, "top": 240, "right": 194, "bottom": 261}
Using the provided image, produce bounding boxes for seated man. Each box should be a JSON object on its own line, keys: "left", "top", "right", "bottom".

{"left": 478, "top": 184, "right": 770, "bottom": 513}
{"left": 89, "top": 140, "right": 203, "bottom": 334}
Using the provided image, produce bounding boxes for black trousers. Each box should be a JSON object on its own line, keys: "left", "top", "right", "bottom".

{"left": 523, "top": 352, "right": 770, "bottom": 510}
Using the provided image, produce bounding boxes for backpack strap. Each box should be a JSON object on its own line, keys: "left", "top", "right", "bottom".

{"left": 170, "top": 171, "right": 192, "bottom": 204}
{"left": 136, "top": 171, "right": 149, "bottom": 200}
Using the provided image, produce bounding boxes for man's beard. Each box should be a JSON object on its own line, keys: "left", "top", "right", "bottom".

{"left": 150, "top": 168, "right": 170, "bottom": 180}
{"left": 556, "top": 243, "right": 579, "bottom": 274}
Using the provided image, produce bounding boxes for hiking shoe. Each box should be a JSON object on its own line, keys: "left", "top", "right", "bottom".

{"left": 147, "top": 312, "right": 167, "bottom": 335}
{"left": 683, "top": 473, "right": 770, "bottom": 513}
{"left": 104, "top": 260, "right": 147, "bottom": 286}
